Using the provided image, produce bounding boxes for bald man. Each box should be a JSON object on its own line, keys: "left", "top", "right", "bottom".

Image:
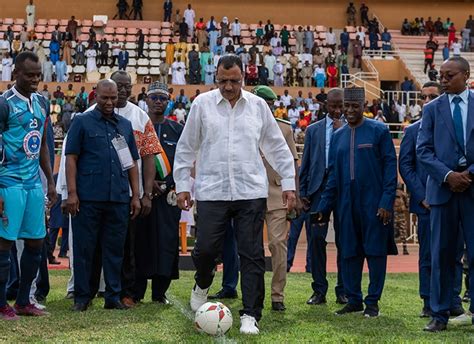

{"left": 65, "top": 79, "right": 141, "bottom": 312}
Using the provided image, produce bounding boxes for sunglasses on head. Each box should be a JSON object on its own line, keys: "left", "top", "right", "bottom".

{"left": 148, "top": 94, "right": 168, "bottom": 102}
{"left": 420, "top": 94, "right": 439, "bottom": 100}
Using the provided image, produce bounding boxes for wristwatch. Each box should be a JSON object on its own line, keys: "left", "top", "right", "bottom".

{"left": 145, "top": 192, "right": 154, "bottom": 200}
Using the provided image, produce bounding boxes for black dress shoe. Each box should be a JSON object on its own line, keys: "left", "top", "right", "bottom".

{"left": 307, "top": 293, "right": 327, "bottom": 305}
{"left": 420, "top": 306, "right": 432, "bottom": 318}
{"left": 208, "top": 289, "right": 238, "bottom": 300}
{"left": 363, "top": 303, "right": 380, "bottom": 317}
{"left": 423, "top": 319, "right": 447, "bottom": 332}
{"left": 72, "top": 302, "right": 89, "bottom": 312}
{"left": 336, "top": 294, "right": 348, "bottom": 304}
{"left": 153, "top": 296, "right": 171, "bottom": 305}
{"left": 449, "top": 306, "right": 465, "bottom": 317}
{"left": 335, "top": 303, "right": 364, "bottom": 315}
{"left": 462, "top": 291, "right": 470, "bottom": 303}
{"left": 104, "top": 301, "right": 129, "bottom": 310}
{"left": 96, "top": 292, "right": 105, "bottom": 298}
{"left": 271, "top": 301, "right": 286, "bottom": 311}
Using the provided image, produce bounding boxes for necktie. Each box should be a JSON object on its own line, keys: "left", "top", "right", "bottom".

{"left": 452, "top": 96, "right": 465, "bottom": 153}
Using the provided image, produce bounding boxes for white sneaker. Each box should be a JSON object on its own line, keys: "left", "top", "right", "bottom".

{"left": 30, "top": 297, "right": 46, "bottom": 310}
{"left": 190, "top": 284, "right": 209, "bottom": 312}
{"left": 240, "top": 314, "right": 260, "bottom": 335}
{"left": 449, "top": 312, "right": 472, "bottom": 326}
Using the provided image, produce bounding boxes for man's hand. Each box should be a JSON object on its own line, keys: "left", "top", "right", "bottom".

{"left": 47, "top": 183, "right": 58, "bottom": 208}
{"left": 421, "top": 200, "right": 431, "bottom": 211}
{"left": 140, "top": 196, "right": 152, "bottom": 217}
{"left": 61, "top": 200, "right": 67, "bottom": 214}
{"left": 377, "top": 208, "right": 392, "bottom": 226}
{"left": 152, "top": 181, "right": 167, "bottom": 197}
{"left": 66, "top": 192, "right": 80, "bottom": 217}
{"left": 294, "top": 197, "right": 304, "bottom": 217}
{"left": 130, "top": 196, "right": 141, "bottom": 220}
{"left": 333, "top": 118, "right": 343, "bottom": 130}
{"left": 282, "top": 190, "right": 297, "bottom": 213}
{"left": 177, "top": 192, "right": 194, "bottom": 211}
{"left": 447, "top": 171, "right": 471, "bottom": 193}
{"left": 301, "top": 197, "right": 311, "bottom": 212}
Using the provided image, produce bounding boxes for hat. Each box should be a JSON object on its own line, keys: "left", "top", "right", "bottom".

{"left": 251, "top": 85, "right": 277, "bottom": 101}
{"left": 344, "top": 87, "right": 365, "bottom": 103}
{"left": 147, "top": 82, "right": 169, "bottom": 96}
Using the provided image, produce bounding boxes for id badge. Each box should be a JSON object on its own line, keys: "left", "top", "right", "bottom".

{"left": 111, "top": 135, "right": 135, "bottom": 171}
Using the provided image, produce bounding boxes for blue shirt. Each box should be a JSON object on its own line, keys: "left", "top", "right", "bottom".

{"left": 65, "top": 109, "right": 139, "bottom": 203}
{"left": 340, "top": 32, "right": 349, "bottom": 45}
{"left": 0, "top": 87, "right": 49, "bottom": 189}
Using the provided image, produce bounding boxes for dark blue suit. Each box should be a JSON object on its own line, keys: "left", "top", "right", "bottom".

{"left": 417, "top": 91, "right": 474, "bottom": 324}
{"left": 400, "top": 121, "right": 463, "bottom": 310}
{"left": 299, "top": 118, "right": 345, "bottom": 298}
{"left": 118, "top": 51, "right": 129, "bottom": 71}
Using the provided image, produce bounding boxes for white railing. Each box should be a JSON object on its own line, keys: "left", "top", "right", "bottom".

{"left": 341, "top": 73, "right": 383, "bottom": 99}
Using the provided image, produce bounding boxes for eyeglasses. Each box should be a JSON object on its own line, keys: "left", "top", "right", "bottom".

{"left": 420, "top": 94, "right": 439, "bottom": 100}
{"left": 439, "top": 71, "right": 463, "bottom": 81}
{"left": 215, "top": 79, "right": 242, "bottom": 86}
{"left": 149, "top": 94, "right": 168, "bottom": 102}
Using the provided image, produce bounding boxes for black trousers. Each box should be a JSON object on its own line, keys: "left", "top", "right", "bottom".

{"left": 193, "top": 199, "right": 266, "bottom": 321}
{"left": 134, "top": 275, "right": 171, "bottom": 301}
{"left": 121, "top": 219, "right": 137, "bottom": 299}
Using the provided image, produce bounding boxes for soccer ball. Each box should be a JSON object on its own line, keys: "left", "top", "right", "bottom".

{"left": 194, "top": 302, "right": 233, "bottom": 336}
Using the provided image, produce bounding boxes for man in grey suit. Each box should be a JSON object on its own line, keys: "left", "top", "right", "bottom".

{"left": 299, "top": 88, "right": 347, "bottom": 306}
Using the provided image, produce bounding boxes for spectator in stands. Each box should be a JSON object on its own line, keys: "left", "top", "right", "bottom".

{"left": 352, "top": 35, "right": 362, "bottom": 68}
{"left": 408, "top": 100, "right": 421, "bottom": 120}
{"left": 50, "top": 99, "right": 61, "bottom": 124}
{"left": 42, "top": 56, "right": 53, "bottom": 82}
{"left": 40, "top": 84, "right": 50, "bottom": 100}
{"left": 74, "top": 39, "right": 85, "bottom": 65}
{"left": 184, "top": 3, "right": 195, "bottom": 38}
{"left": 442, "top": 42, "right": 450, "bottom": 60}
{"left": 443, "top": 17, "right": 453, "bottom": 35}
{"left": 452, "top": 38, "right": 462, "bottom": 56}
{"left": 85, "top": 44, "right": 97, "bottom": 73}
{"left": 461, "top": 26, "right": 471, "bottom": 52}
{"left": 136, "top": 29, "right": 145, "bottom": 58}
{"left": 294, "top": 26, "right": 304, "bottom": 54}
{"left": 164, "top": 0, "right": 172, "bottom": 22}
{"left": 179, "top": 18, "right": 189, "bottom": 40}
{"left": 273, "top": 58, "right": 284, "bottom": 87}
{"left": 1, "top": 53, "right": 13, "bottom": 82}
{"left": 346, "top": 2, "right": 356, "bottom": 26}
{"left": 381, "top": 28, "right": 392, "bottom": 51}
{"left": 313, "top": 64, "right": 325, "bottom": 88}
{"left": 428, "top": 64, "right": 438, "bottom": 81}
{"left": 326, "top": 27, "right": 337, "bottom": 52}
{"left": 159, "top": 59, "right": 170, "bottom": 84}
{"left": 433, "top": 17, "right": 443, "bottom": 35}
{"left": 26, "top": 0, "right": 35, "bottom": 30}
{"left": 278, "top": 26, "right": 290, "bottom": 53}
{"left": 173, "top": 102, "right": 187, "bottom": 124}
{"left": 326, "top": 63, "right": 338, "bottom": 88}
{"left": 206, "top": 16, "right": 217, "bottom": 32}
{"left": 263, "top": 19, "right": 274, "bottom": 43}
{"left": 410, "top": 18, "right": 421, "bottom": 36}
{"left": 172, "top": 9, "right": 181, "bottom": 33}
{"left": 11, "top": 36, "right": 22, "bottom": 62}
{"left": 225, "top": 41, "right": 235, "bottom": 53}
{"left": 98, "top": 39, "right": 109, "bottom": 66}
{"left": 62, "top": 39, "right": 72, "bottom": 66}
{"left": 426, "top": 34, "right": 439, "bottom": 58}
{"left": 280, "top": 89, "right": 292, "bottom": 106}
{"left": 304, "top": 26, "right": 314, "bottom": 52}
{"left": 360, "top": 3, "right": 369, "bottom": 26}
{"left": 369, "top": 29, "right": 379, "bottom": 50}
{"left": 171, "top": 57, "right": 186, "bottom": 85}
{"left": 447, "top": 23, "right": 457, "bottom": 48}
{"left": 204, "top": 58, "right": 216, "bottom": 85}
{"left": 301, "top": 61, "right": 313, "bottom": 87}
{"left": 264, "top": 50, "right": 276, "bottom": 84}
{"left": 340, "top": 61, "right": 349, "bottom": 75}
{"left": 270, "top": 32, "right": 281, "bottom": 50}
{"left": 274, "top": 103, "right": 287, "bottom": 119}
{"left": 340, "top": 28, "right": 350, "bottom": 53}
{"left": 131, "top": 0, "right": 143, "bottom": 20}
{"left": 55, "top": 56, "right": 67, "bottom": 82}
{"left": 76, "top": 86, "right": 88, "bottom": 112}
{"left": 118, "top": 46, "right": 129, "bottom": 71}
{"left": 49, "top": 37, "right": 60, "bottom": 65}
{"left": 23, "top": 36, "right": 34, "bottom": 52}
{"left": 254, "top": 21, "right": 264, "bottom": 45}
{"left": 400, "top": 77, "right": 413, "bottom": 92}
{"left": 165, "top": 38, "right": 175, "bottom": 66}
{"left": 231, "top": 18, "right": 241, "bottom": 45}
{"left": 0, "top": 34, "right": 10, "bottom": 57}
{"left": 219, "top": 16, "right": 229, "bottom": 38}
{"left": 357, "top": 26, "right": 366, "bottom": 48}
{"left": 188, "top": 45, "right": 200, "bottom": 84}
{"left": 273, "top": 42, "right": 283, "bottom": 57}
{"left": 425, "top": 17, "right": 435, "bottom": 35}
{"left": 66, "top": 16, "right": 78, "bottom": 41}
{"left": 245, "top": 60, "right": 258, "bottom": 86}
{"left": 54, "top": 85, "right": 64, "bottom": 100}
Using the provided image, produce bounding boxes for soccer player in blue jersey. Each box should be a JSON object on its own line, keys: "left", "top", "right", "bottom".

{"left": 0, "top": 51, "right": 57, "bottom": 319}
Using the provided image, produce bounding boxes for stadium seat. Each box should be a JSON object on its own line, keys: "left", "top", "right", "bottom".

{"left": 14, "top": 18, "right": 25, "bottom": 25}
{"left": 124, "top": 66, "right": 137, "bottom": 75}
{"left": 150, "top": 28, "right": 160, "bottom": 35}
{"left": 48, "top": 19, "right": 59, "bottom": 26}
{"left": 150, "top": 59, "right": 161, "bottom": 66}
{"left": 137, "top": 58, "right": 149, "bottom": 66}
{"left": 116, "top": 27, "right": 126, "bottom": 35}
{"left": 104, "top": 34, "right": 114, "bottom": 41}
{"left": 128, "top": 50, "right": 137, "bottom": 58}
{"left": 36, "top": 19, "right": 47, "bottom": 25}
{"left": 125, "top": 42, "right": 137, "bottom": 50}
{"left": 82, "top": 19, "right": 93, "bottom": 27}
{"left": 128, "top": 58, "right": 137, "bottom": 66}
{"left": 161, "top": 28, "right": 172, "bottom": 36}
{"left": 148, "top": 36, "right": 160, "bottom": 43}
{"left": 149, "top": 42, "right": 161, "bottom": 50}
{"left": 149, "top": 67, "right": 160, "bottom": 75}
{"left": 35, "top": 33, "right": 44, "bottom": 40}
{"left": 43, "top": 33, "right": 52, "bottom": 41}
{"left": 79, "top": 34, "right": 89, "bottom": 41}
{"left": 99, "top": 66, "right": 111, "bottom": 74}
{"left": 315, "top": 25, "right": 326, "bottom": 32}
{"left": 161, "top": 22, "right": 170, "bottom": 29}
{"left": 141, "top": 28, "right": 150, "bottom": 35}
{"left": 93, "top": 20, "right": 104, "bottom": 28}
{"left": 3, "top": 18, "right": 14, "bottom": 25}
{"left": 149, "top": 50, "right": 161, "bottom": 58}
{"left": 86, "top": 71, "right": 101, "bottom": 83}
{"left": 127, "top": 28, "right": 138, "bottom": 35}
{"left": 249, "top": 24, "right": 258, "bottom": 31}
{"left": 66, "top": 65, "right": 73, "bottom": 74}
{"left": 46, "top": 26, "right": 56, "bottom": 33}
{"left": 104, "top": 27, "right": 115, "bottom": 34}
{"left": 115, "top": 34, "right": 126, "bottom": 42}
{"left": 240, "top": 23, "right": 249, "bottom": 30}
{"left": 12, "top": 25, "right": 22, "bottom": 32}
{"left": 274, "top": 24, "right": 281, "bottom": 31}
{"left": 136, "top": 67, "right": 149, "bottom": 75}
{"left": 126, "top": 35, "right": 136, "bottom": 42}
{"left": 73, "top": 65, "right": 86, "bottom": 74}
{"left": 35, "top": 25, "right": 46, "bottom": 33}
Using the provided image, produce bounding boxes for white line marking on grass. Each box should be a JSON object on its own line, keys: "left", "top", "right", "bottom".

{"left": 167, "top": 293, "right": 238, "bottom": 344}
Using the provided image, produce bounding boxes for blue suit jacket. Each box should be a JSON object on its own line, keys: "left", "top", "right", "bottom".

{"left": 118, "top": 51, "right": 129, "bottom": 68}
{"left": 299, "top": 118, "right": 327, "bottom": 198}
{"left": 416, "top": 92, "right": 474, "bottom": 205}
{"left": 399, "top": 120, "right": 429, "bottom": 214}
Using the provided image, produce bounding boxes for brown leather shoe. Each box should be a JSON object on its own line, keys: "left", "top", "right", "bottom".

{"left": 121, "top": 296, "right": 136, "bottom": 308}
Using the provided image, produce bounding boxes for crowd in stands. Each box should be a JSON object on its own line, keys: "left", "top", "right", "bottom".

{"left": 402, "top": 15, "right": 474, "bottom": 52}
{"left": 0, "top": 1, "right": 395, "bottom": 87}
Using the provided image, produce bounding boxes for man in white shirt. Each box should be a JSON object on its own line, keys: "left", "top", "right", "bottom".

{"left": 26, "top": 0, "right": 35, "bottom": 30}
{"left": 174, "top": 54, "right": 296, "bottom": 335}
{"left": 173, "top": 102, "right": 187, "bottom": 124}
{"left": 326, "top": 27, "right": 337, "bottom": 51}
{"left": 396, "top": 100, "right": 407, "bottom": 122}
{"left": 231, "top": 18, "right": 241, "bottom": 45}
{"left": 183, "top": 4, "right": 195, "bottom": 38}
{"left": 408, "top": 100, "right": 422, "bottom": 120}
{"left": 280, "top": 89, "right": 293, "bottom": 107}
{"left": 452, "top": 38, "right": 462, "bottom": 57}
